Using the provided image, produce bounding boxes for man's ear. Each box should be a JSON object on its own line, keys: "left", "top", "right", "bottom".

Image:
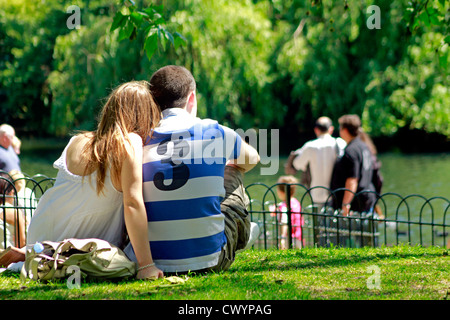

{"left": 185, "top": 91, "right": 197, "bottom": 116}
{"left": 328, "top": 126, "right": 335, "bottom": 135}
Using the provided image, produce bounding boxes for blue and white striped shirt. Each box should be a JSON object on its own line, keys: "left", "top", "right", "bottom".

{"left": 125, "top": 108, "right": 242, "bottom": 272}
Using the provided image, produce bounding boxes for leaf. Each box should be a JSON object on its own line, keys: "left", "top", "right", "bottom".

{"left": 427, "top": 7, "right": 441, "bottom": 25}
{"left": 174, "top": 32, "right": 187, "bottom": 42}
{"left": 157, "top": 26, "right": 166, "bottom": 51}
{"left": 444, "top": 35, "right": 450, "bottom": 45}
{"left": 143, "top": 5, "right": 164, "bottom": 19}
{"left": 110, "top": 12, "right": 126, "bottom": 32}
{"left": 143, "top": 7, "right": 155, "bottom": 18}
{"left": 137, "top": 10, "right": 150, "bottom": 19}
{"left": 165, "top": 276, "right": 186, "bottom": 284}
{"left": 418, "top": 11, "right": 430, "bottom": 27}
{"left": 174, "top": 32, "right": 187, "bottom": 49}
{"left": 439, "top": 54, "right": 448, "bottom": 70}
{"left": 152, "top": 4, "right": 164, "bottom": 15}
{"left": 164, "top": 29, "right": 174, "bottom": 46}
{"left": 130, "top": 11, "right": 144, "bottom": 27}
{"left": 144, "top": 33, "right": 158, "bottom": 60}
{"left": 118, "top": 19, "right": 135, "bottom": 41}
{"left": 153, "top": 15, "right": 165, "bottom": 25}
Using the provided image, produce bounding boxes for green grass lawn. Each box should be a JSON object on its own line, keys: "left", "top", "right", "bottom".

{"left": 1, "top": 245, "right": 449, "bottom": 301}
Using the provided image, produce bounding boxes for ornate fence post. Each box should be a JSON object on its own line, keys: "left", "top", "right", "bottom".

{"left": 286, "top": 183, "right": 293, "bottom": 249}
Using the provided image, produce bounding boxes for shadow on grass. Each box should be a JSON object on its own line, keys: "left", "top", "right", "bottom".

{"left": 230, "top": 247, "right": 448, "bottom": 273}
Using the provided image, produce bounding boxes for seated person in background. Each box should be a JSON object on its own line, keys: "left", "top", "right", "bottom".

{"left": 12, "top": 136, "right": 21, "bottom": 155}
{"left": 270, "top": 175, "right": 303, "bottom": 249}
{"left": 0, "top": 172, "right": 26, "bottom": 249}
{"left": 0, "top": 124, "right": 21, "bottom": 173}
{"left": 9, "top": 170, "right": 37, "bottom": 224}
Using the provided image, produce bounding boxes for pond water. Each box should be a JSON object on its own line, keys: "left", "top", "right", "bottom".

{"left": 243, "top": 153, "right": 450, "bottom": 199}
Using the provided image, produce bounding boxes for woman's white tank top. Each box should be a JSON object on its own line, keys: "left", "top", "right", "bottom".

{"left": 26, "top": 137, "right": 125, "bottom": 248}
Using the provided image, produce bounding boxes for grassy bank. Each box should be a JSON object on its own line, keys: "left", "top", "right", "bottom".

{"left": 1, "top": 245, "right": 449, "bottom": 300}
{"left": 19, "top": 137, "right": 68, "bottom": 177}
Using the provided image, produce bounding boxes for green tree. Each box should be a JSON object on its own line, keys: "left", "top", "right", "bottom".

{"left": 153, "top": 0, "right": 280, "bottom": 130}
{"left": 0, "top": 0, "right": 448, "bottom": 143}
{"left": 269, "top": 0, "right": 448, "bottom": 140}
{"left": 0, "top": 0, "right": 71, "bottom": 133}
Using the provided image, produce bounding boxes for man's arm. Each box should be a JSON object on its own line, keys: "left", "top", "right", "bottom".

{"left": 228, "top": 141, "right": 260, "bottom": 172}
{"left": 284, "top": 151, "right": 298, "bottom": 175}
{"left": 342, "top": 177, "right": 358, "bottom": 216}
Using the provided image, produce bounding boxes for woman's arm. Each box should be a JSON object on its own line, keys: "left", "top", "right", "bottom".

{"left": 0, "top": 206, "right": 26, "bottom": 247}
{"left": 121, "top": 133, "right": 163, "bottom": 280}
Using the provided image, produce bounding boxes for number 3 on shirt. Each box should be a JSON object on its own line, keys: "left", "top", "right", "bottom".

{"left": 153, "top": 137, "right": 190, "bottom": 191}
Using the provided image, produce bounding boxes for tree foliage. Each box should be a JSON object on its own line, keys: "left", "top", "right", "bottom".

{"left": 0, "top": 0, "right": 448, "bottom": 141}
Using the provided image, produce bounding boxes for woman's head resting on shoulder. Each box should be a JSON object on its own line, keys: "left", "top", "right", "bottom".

{"left": 82, "top": 81, "right": 161, "bottom": 194}
{"left": 98, "top": 81, "right": 161, "bottom": 143}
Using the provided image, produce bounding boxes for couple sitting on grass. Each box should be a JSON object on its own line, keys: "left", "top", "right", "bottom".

{"left": 19, "top": 65, "right": 261, "bottom": 280}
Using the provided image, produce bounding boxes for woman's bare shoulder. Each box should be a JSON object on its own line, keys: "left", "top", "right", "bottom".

{"left": 66, "top": 133, "right": 94, "bottom": 176}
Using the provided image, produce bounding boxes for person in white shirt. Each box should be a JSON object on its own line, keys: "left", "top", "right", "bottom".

{"left": 285, "top": 117, "right": 346, "bottom": 208}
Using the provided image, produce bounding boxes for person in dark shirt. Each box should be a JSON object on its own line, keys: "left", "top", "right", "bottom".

{"left": 329, "top": 115, "right": 376, "bottom": 216}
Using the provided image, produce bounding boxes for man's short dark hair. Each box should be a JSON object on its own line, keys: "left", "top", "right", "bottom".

{"left": 338, "top": 114, "right": 361, "bottom": 137}
{"left": 149, "top": 65, "right": 196, "bottom": 111}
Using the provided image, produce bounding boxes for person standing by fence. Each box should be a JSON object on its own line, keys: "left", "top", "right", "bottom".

{"left": 285, "top": 116, "right": 346, "bottom": 210}
{"left": 270, "top": 175, "right": 303, "bottom": 249}
{"left": 329, "top": 114, "right": 377, "bottom": 216}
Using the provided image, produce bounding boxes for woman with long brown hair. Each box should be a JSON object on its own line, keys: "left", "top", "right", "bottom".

{"left": 26, "top": 81, "right": 163, "bottom": 279}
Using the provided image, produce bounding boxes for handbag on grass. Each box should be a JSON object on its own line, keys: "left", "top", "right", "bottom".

{"left": 20, "top": 238, "right": 136, "bottom": 281}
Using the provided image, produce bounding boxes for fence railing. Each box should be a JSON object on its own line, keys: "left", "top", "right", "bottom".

{"left": 0, "top": 171, "right": 55, "bottom": 249}
{"left": 245, "top": 183, "right": 450, "bottom": 250}
{"left": 1, "top": 172, "right": 449, "bottom": 250}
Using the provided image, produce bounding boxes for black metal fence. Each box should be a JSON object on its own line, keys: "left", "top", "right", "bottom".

{"left": 245, "top": 183, "right": 450, "bottom": 249}
{"left": 1, "top": 171, "right": 449, "bottom": 250}
{"left": 0, "top": 171, "right": 55, "bottom": 249}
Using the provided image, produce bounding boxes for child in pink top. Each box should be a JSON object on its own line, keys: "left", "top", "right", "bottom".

{"left": 270, "top": 175, "right": 303, "bottom": 249}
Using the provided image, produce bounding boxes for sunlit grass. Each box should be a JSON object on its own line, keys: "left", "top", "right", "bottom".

{"left": 1, "top": 246, "right": 449, "bottom": 300}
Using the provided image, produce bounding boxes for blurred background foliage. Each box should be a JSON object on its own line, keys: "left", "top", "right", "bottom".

{"left": 0, "top": 0, "right": 448, "bottom": 153}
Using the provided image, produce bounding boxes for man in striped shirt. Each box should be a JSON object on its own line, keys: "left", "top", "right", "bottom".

{"left": 124, "top": 65, "right": 260, "bottom": 273}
